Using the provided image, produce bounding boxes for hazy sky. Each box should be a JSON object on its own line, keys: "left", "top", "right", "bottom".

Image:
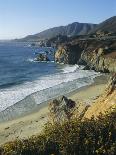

{"left": 0, "top": 0, "right": 115, "bottom": 39}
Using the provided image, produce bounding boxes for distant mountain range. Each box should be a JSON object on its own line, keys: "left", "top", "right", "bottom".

{"left": 18, "top": 16, "right": 116, "bottom": 42}
{"left": 19, "top": 23, "right": 97, "bottom": 42}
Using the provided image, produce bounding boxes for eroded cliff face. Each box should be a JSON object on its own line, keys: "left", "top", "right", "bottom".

{"left": 84, "top": 74, "right": 116, "bottom": 119}
{"left": 81, "top": 50, "right": 116, "bottom": 73}
{"left": 55, "top": 39, "right": 116, "bottom": 73}
{"left": 55, "top": 43, "right": 83, "bottom": 64}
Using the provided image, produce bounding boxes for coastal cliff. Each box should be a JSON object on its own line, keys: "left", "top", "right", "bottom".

{"left": 55, "top": 16, "right": 116, "bottom": 73}
{"left": 55, "top": 39, "right": 116, "bottom": 73}
{"left": 80, "top": 40, "right": 116, "bottom": 73}
{"left": 55, "top": 43, "right": 83, "bottom": 64}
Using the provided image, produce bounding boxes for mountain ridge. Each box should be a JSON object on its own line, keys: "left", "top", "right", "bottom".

{"left": 19, "top": 22, "right": 97, "bottom": 42}
{"left": 17, "top": 16, "right": 116, "bottom": 42}
{"left": 90, "top": 16, "right": 116, "bottom": 34}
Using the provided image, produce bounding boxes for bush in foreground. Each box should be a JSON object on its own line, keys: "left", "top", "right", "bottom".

{"left": 0, "top": 109, "right": 116, "bottom": 155}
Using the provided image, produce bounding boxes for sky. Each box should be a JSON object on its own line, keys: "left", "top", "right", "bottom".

{"left": 0, "top": 0, "right": 116, "bottom": 39}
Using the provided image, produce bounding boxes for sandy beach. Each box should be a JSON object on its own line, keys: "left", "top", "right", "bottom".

{"left": 0, "top": 74, "right": 109, "bottom": 145}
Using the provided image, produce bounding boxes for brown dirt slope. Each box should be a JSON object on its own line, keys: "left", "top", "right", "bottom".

{"left": 84, "top": 74, "right": 116, "bottom": 119}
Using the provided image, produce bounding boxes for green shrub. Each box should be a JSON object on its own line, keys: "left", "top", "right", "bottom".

{"left": 0, "top": 109, "right": 116, "bottom": 155}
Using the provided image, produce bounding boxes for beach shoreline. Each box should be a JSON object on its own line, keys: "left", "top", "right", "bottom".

{"left": 0, "top": 73, "right": 109, "bottom": 145}
{"left": 0, "top": 69, "right": 100, "bottom": 122}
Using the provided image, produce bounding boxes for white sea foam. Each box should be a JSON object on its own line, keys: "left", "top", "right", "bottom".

{"left": 27, "top": 58, "right": 55, "bottom": 63}
{"left": 0, "top": 66, "right": 100, "bottom": 112}
{"left": 62, "top": 64, "right": 79, "bottom": 73}
{"left": 27, "top": 58, "right": 35, "bottom": 62}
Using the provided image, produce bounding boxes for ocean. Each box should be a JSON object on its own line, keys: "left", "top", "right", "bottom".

{"left": 0, "top": 42, "right": 100, "bottom": 120}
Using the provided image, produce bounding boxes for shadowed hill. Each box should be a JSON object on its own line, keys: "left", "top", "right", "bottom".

{"left": 15, "top": 16, "right": 116, "bottom": 42}
{"left": 20, "top": 22, "right": 97, "bottom": 42}
{"left": 90, "top": 16, "right": 116, "bottom": 34}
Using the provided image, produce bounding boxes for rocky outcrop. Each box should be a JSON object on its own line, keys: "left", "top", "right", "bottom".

{"left": 36, "top": 54, "right": 50, "bottom": 61}
{"left": 55, "top": 39, "right": 116, "bottom": 73}
{"left": 48, "top": 96, "right": 91, "bottom": 122}
{"left": 55, "top": 43, "right": 83, "bottom": 64}
{"left": 48, "top": 96, "right": 76, "bottom": 122}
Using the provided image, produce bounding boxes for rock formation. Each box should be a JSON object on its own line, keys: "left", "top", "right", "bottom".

{"left": 48, "top": 96, "right": 76, "bottom": 122}
{"left": 55, "top": 43, "right": 83, "bottom": 64}
{"left": 36, "top": 53, "right": 50, "bottom": 61}
{"left": 80, "top": 41, "right": 116, "bottom": 73}
{"left": 55, "top": 39, "right": 116, "bottom": 73}
{"left": 48, "top": 74, "right": 116, "bottom": 122}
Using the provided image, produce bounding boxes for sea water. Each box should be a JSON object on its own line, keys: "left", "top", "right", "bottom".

{"left": 0, "top": 42, "right": 100, "bottom": 121}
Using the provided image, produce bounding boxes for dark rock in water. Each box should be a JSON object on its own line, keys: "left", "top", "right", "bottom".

{"left": 36, "top": 53, "right": 50, "bottom": 61}
{"left": 48, "top": 96, "right": 76, "bottom": 122}
{"left": 31, "top": 43, "right": 36, "bottom": 46}
{"left": 78, "top": 59, "right": 87, "bottom": 66}
{"left": 83, "top": 65, "right": 90, "bottom": 70}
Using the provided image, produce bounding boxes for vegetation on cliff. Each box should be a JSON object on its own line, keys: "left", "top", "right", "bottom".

{"left": 0, "top": 108, "right": 116, "bottom": 155}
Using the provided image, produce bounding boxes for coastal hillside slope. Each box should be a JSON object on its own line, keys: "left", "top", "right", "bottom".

{"left": 84, "top": 74, "right": 116, "bottom": 119}
{"left": 90, "top": 16, "right": 116, "bottom": 34}
{"left": 20, "top": 22, "right": 96, "bottom": 42}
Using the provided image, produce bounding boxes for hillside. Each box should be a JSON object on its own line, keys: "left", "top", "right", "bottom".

{"left": 90, "top": 16, "right": 116, "bottom": 34}
{"left": 84, "top": 74, "right": 116, "bottom": 119}
{"left": 20, "top": 22, "right": 96, "bottom": 42}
